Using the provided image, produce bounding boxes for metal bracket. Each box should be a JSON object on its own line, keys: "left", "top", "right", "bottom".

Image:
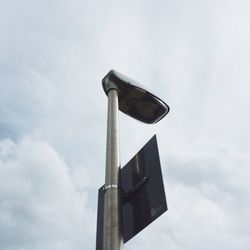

{"left": 103, "top": 184, "right": 118, "bottom": 192}
{"left": 122, "top": 176, "right": 149, "bottom": 203}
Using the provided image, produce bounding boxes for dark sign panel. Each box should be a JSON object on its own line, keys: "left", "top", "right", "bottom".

{"left": 96, "top": 185, "right": 105, "bottom": 250}
{"left": 121, "top": 134, "right": 167, "bottom": 242}
{"left": 96, "top": 135, "right": 167, "bottom": 250}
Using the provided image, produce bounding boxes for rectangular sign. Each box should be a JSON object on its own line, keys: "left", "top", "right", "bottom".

{"left": 96, "top": 185, "right": 105, "bottom": 250}
{"left": 96, "top": 135, "right": 167, "bottom": 249}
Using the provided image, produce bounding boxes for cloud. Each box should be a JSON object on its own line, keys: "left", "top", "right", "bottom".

{"left": 0, "top": 136, "right": 95, "bottom": 250}
{"left": 127, "top": 145, "right": 250, "bottom": 250}
{"left": 1, "top": 0, "right": 250, "bottom": 250}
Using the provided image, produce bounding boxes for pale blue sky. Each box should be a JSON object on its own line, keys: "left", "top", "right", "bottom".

{"left": 0, "top": 1, "right": 250, "bottom": 250}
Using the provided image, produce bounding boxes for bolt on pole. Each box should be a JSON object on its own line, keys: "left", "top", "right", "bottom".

{"left": 103, "top": 88, "right": 123, "bottom": 250}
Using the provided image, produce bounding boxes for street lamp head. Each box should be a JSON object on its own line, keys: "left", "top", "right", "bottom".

{"left": 102, "top": 70, "right": 170, "bottom": 124}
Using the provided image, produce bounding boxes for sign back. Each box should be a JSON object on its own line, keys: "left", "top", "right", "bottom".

{"left": 96, "top": 135, "right": 167, "bottom": 249}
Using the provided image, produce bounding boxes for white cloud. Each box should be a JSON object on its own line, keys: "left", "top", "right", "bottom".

{"left": 1, "top": 0, "right": 250, "bottom": 249}
{"left": 127, "top": 145, "right": 250, "bottom": 250}
{"left": 0, "top": 137, "right": 95, "bottom": 250}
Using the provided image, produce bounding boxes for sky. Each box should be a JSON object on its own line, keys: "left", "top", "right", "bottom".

{"left": 0, "top": 0, "right": 250, "bottom": 250}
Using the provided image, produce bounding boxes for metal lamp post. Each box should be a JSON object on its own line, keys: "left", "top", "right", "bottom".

{"left": 102, "top": 70, "right": 169, "bottom": 250}
{"left": 103, "top": 88, "right": 122, "bottom": 250}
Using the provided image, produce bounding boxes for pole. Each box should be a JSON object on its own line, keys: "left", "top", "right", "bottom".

{"left": 103, "top": 89, "right": 123, "bottom": 250}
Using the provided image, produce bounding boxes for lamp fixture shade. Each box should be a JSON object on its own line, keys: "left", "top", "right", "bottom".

{"left": 102, "top": 70, "right": 170, "bottom": 124}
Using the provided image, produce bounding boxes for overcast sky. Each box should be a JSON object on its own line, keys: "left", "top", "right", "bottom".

{"left": 1, "top": 1, "right": 250, "bottom": 250}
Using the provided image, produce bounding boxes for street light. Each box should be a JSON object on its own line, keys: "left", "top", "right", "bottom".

{"left": 102, "top": 70, "right": 170, "bottom": 124}
{"left": 101, "top": 70, "right": 169, "bottom": 250}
